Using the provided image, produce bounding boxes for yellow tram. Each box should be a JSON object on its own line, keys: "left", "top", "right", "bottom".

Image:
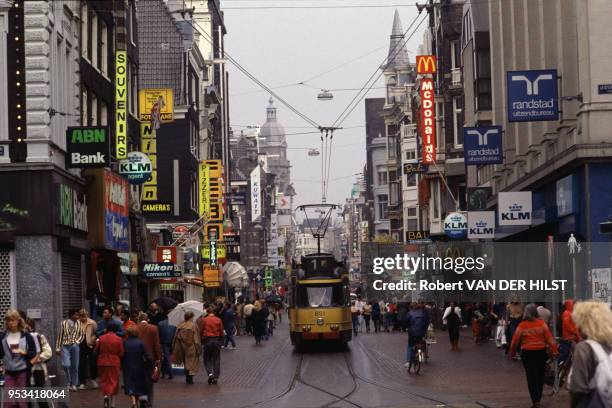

{"left": 288, "top": 254, "right": 352, "bottom": 346}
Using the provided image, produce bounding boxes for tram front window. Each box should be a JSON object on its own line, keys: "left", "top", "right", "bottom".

{"left": 297, "top": 285, "right": 343, "bottom": 307}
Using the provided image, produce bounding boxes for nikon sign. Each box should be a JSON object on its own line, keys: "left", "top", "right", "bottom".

{"left": 119, "top": 152, "right": 152, "bottom": 185}
{"left": 65, "top": 127, "right": 110, "bottom": 168}
{"left": 142, "top": 262, "right": 180, "bottom": 279}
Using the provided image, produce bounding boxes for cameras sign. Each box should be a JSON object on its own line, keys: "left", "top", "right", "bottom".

{"left": 463, "top": 126, "right": 503, "bottom": 165}
{"left": 507, "top": 69, "right": 559, "bottom": 122}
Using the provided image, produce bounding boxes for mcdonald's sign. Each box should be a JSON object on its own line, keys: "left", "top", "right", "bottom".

{"left": 420, "top": 78, "right": 436, "bottom": 164}
{"left": 416, "top": 55, "right": 437, "bottom": 75}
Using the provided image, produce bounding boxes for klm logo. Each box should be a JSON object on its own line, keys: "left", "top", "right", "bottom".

{"left": 511, "top": 74, "right": 554, "bottom": 95}
{"left": 470, "top": 220, "right": 493, "bottom": 235}
{"left": 466, "top": 128, "right": 499, "bottom": 145}
{"left": 445, "top": 215, "right": 467, "bottom": 230}
{"left": 501, "top": 203, "right": 530, "bottom": 221}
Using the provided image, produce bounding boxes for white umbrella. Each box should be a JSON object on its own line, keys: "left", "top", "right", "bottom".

{"left": 223, "top": 262, "right": 248, "bottom": 288}
{"left": 167, "top": 300, "right": 204, "bottom": 326}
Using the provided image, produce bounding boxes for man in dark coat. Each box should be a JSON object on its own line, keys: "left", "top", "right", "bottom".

{"left": 135, "top": 312, "right": 161, "bottom": 407}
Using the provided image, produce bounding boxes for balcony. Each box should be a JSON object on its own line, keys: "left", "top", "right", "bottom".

{"left": 450, "top": 68, "right": 462, "bottom": 88}
{"left": 401, "top": 123, "right": 416, "bottom": 140}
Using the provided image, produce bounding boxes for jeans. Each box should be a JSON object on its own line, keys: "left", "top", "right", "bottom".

{"left": 79, "top": 341, "right": 96, "bottom": 385}
{"left": 521, "top": 349, "right": 548, "bottom": 403}
{"left": 352, "top": 316, "right": 359, "bottom": 336}
{"left": 61, "top": 343, "right": 80, "bottom": 387}
{"left": 161, "top": 343, "right": 173, "bottom": 377}
{"left": 558, "top": 340, "right": 573, "bottom": 364}
{"left": 5, "top": 370, "right": 27, "bottom": 408}
{"left": 203, "top": 337, "right": 222, "bottom": 379}
{"left": 224, "top": 328, "right": 236, "bottom": 348}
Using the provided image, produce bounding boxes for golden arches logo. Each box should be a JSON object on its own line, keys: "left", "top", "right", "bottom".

{"left": 416, "top": 55, "right": 437, "bottom": 74}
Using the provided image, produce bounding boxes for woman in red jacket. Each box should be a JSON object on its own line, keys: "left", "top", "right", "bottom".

{"left": 509, "top": 303, "right": 558, "bottom": 408}
{"left": 95, "top": 322, "right": 124, "bottom": 408}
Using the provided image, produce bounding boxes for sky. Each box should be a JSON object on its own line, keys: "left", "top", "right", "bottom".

{"left": 224, "top": 1, "right": 426, "bottom": 209}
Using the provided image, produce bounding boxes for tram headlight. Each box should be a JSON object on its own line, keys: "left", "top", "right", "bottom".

{"left": 330, "top": 324, "right": 339, "bottom": 331}
{"left": 302, "top": 325, "right": 311, "bottom": 332}
{"left": 317, "top": 318, "right": 324, "bottom": 326}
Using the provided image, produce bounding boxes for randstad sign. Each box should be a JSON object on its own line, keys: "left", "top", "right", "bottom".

{"left": 416, "top": 55, "right": 437, "bottom": 75}
{"left": 119, "top": 151, "right": 152, "bottom": 185}
{"left": 444, "top": 212, "right": 467, "bottom": 239}
{"left": 507, "top": 69, "right": 559, "bottom": 122}
{"left": 498, "top": 191, "right": 532, "bottom": 226}
{"left": 65, "top": 127, "right": 110, "bottom": 168}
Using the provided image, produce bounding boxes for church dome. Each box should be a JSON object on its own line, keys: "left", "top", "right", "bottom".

{"left": 260, "top": 97, "right": 286, "bottom": 145}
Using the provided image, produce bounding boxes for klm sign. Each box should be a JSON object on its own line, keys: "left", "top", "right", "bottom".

{"left": 498, "top": 192, "right": 532, "bottom": 226}
{"left": 468, "top": 211, "right": 495, "bottom": 239}
{"left": 507, "top": 70, "right": 559, "bottom": 122}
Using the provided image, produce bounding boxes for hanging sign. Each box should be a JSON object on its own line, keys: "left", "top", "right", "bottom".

{"left": 498, "top": 191, "right": 532, "bottom": 226}
{"left": 443, "top": 212, "right": 467, "bottom": 239}
{"left": 119, "top": 151, "right": 152, "bottom": 184}
{"left": 467, "top": 211, "right": 495, "bottom": 239}
{"left": 507, "top": 69, "right": 559, "bottom": 122}
{"left": 115, "top": 51, "right": 127, "bottom": 159}
{"left": 65, "top": 126, "right": 111, "bottom": 168}
{"left": 463, "top": 126, "right": 503, "bottom": 165}
{"left": 420, "top": 78, "right": 436, "bottom": 164}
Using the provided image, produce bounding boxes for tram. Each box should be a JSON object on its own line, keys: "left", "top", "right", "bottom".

{"left": 288, "top": 205, "right": 352, "bottom": 347}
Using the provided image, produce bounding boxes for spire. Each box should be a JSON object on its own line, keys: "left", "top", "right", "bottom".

{"left": 386, "top": 9, "right": 410, "bottom": 69}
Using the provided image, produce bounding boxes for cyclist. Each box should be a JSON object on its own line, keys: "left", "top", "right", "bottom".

{"left": 404, "top": 303, "right": 430, "bottom": 368}
{"left": 559, "top": 299, "right": 581, "bottom": 364}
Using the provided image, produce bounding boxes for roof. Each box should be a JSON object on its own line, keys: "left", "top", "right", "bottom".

{"left": 260, "top": 98, "right": 286, "bottom": 145}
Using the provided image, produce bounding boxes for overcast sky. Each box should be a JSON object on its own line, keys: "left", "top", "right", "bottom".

{"left": 224, "top": 2, "right": 426, "bottom": 209}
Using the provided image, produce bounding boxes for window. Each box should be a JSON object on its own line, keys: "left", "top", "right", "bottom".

{"left": 398, "top": 73, "right": 411, "bottom": 86}
{"left": 91, "top": 13, "right": 98, "bottom": 68}
{"left": 406, "top": 207, "right": 417, "bottom": 217}
{"left": 100, "top": 102, "right": 108, "bottom": 126}
{"left": 129, "top": 2, "right": 136, "bottom": 45}
{"left": 388, "top": 136, "right": 397, "bottom": 159}
{"left": 450, "top": 40, "right": 460, "bottom": 69}
{"left": 474, "top": 50, "right": 492, "bottom": 111}
{"left": 377, "top": 167, "right": 388, "bottom": 186}
{"left": 432, "top": 180, "right": 440, "bottom": 219}
{"left": 129, "top": 63, "right": 138, "bottom": 115}
{"left": 81, "top": 2, "right": 88, "bottom": 60}
{"left": 453, "top": 97, "right": 464, "bottom": 148}
{"left": 406, "top": 173, "right": 417, "bottom": 187}
{"left": 100, "top": 19, "right": 107, "bottom": 75}
{"left": 377, "top": 194, "right": 388, "bottom": 220}
{"left": 91, "top": 93, "right": 97, "bottom": 125}
{"left": 81, "top": 87, "right": 88, "bottom": 125}
{"left": 405, "top": 150, "right": 416, "bottom": 161}
{"left": 406, "top": 218, "right": 418, "bottom": 231}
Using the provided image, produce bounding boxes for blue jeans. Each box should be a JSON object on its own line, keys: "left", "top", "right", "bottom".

{"left": 161, "top": 343, "right": 172, "bottom": 377}
{"left": 61, "top": 343, "right": 80, "bottom": 386}
{"left": 224, "top": 328, "right": 236, "bottom": 347}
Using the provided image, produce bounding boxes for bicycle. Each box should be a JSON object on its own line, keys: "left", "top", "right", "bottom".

{"left": 544, "top": 340, "right": 573, "bottom": 394}
{"left": 407, "top": 339, "right": 426, "bottom": 374}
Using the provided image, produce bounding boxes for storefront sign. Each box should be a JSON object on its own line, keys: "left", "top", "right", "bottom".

{"left": 277, "top": 194, "right": 290, "bottom": 210}
{"left": 463, "top": 126, "right": 503, "bottom": 165}
{"left": 403, "top": 162, "right": 428, "bottom": 175}
{"left": 115, "top": 51, "right": 127, "bottom": 159}
{"left": 57, "top": 184, "right": 88, "bottom": 231}
{"left": 157, "top": 246, "right": 177, "bottom": 263}
{"left": 142, "top": 262, "right": 180, "bottom": 279}
{"left": 498, "top": 191, "right": 532, "bottom": 226}
{"left": 443, "top": 212, "right": 467, "bottom": 239}
{"left": 142, "top": 202, "right": 172, "bottom": 214}
{"left": 203, "top": 266, "right": 220, "bottom": 287}
{"left": 591, "top": 268, "right": 611, "bottom": 305}
{"left": 201, "top": 244, "right": 226, "bottom": 260}
{"left": 230, "top": 192, "right": 247, "bottom": 206}
{"left": 507, "top": 69, "right": 559, "bottom": 122}
{"left": 416, "top": 55, "right": 437, "bottom": 75}
{"left": 141, "top": 123, "right": 158, "bottom": 201}
{"left": 65, "top": 126, "right": 110, "bottom": 168}
{"left": 250, "top": 166, "right": 262, "bottom": 221}
{"left": 420, "top": 78, "right": 436, "bottom": 164}
{"left": 118, "top": 252, "right": 138, "bottom": 275}
{"left": 172, "top": 225, "right": 190, "bottom": 241}
{"left": 119, "top": 151, "right": 152, "bottom": 184}
{"left": 138, "top": 89, "right": 174, "bottom": 123}
{"left": 104, "top": 171, "right": 129, "bottom": 251}
{"left": 468, "top": 211, "right": 495, "bottom": 239}
{"left": 406, "top": 230, "right": 429, "bottom": 241}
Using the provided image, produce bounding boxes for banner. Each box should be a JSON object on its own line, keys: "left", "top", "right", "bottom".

{"left": 507, "top": 69, "right": 559, "bottom": 122}
{"left": 250, "top": 166, "right": 262, "bottom": 222}
{"left": 138, "top": 88, "right": 174, "bottom": 124}
{"left": 65, "top": 127, "right": 110, "bottom": 168}
{"left": 463, "top": 126, "right": 503, "bottom": 165}
{"left": 199, "top": 162, "right": 210, "bottom": 219}
{"left": 468, "top": 211, "right": 495, "bottom": 239}
{"left": 277, "top": 194, "right": 290, "bottom": 210}
{"left": 498, "top": 191, "right": 532, "bottom": 226}
{"left": 104, "top": 170, "right": 129, "bottom": 251}
{"left": 115, "top": 51, "right": 127, "bottom": 159}
{"left": 141, "top": 123, "right": 157, "bottom": 201}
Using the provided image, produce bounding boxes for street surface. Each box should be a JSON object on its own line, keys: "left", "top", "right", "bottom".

{"left": 72, "top": 321, "right": 569, "bottom": 408}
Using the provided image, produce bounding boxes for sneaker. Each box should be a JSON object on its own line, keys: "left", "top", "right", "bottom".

{"left": 221, "top": 345, "right": 227, "bottom": 349}
{"left": 70, "top": 385, "right": 77, "bottom": 392}
{"left": 211, "top": 378, "right": 218, "bottom": 385}
{"left": 90, "top": 380, "right": 99, "bottom": 389}
{"left": 208, "top": 374, "right": 214, "bottom": 384}
{"left": 230, "top": 346, "right": 237, "bottom": 350}
{"left": 78, "top": 384, "right": 87, "bottom": 390}
{"left": 404, "top": 362, "right": 410, "bottom": 368}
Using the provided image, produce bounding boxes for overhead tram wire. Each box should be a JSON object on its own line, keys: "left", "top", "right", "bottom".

{"left": 190, "top": 20, "right": 321, "bottom": 130}
{"left": 334, "top": 13, "right": 427, "bottom": 128}
{"left": 331, "top": 11, "right": 425, "bottom": 129}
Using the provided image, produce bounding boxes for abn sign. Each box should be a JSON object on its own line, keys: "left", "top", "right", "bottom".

{"left": 416, "top": 55, "right": 437, "bottom": 75}
{"left": 420, "top": 78, "right": 436, "bottom": 164}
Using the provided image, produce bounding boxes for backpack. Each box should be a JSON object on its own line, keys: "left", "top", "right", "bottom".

{"left": 446, "top": 309, "right": 460, "bottom": 326}
{"left": 586, "top": 340, "right": 612, "bottom": 407}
